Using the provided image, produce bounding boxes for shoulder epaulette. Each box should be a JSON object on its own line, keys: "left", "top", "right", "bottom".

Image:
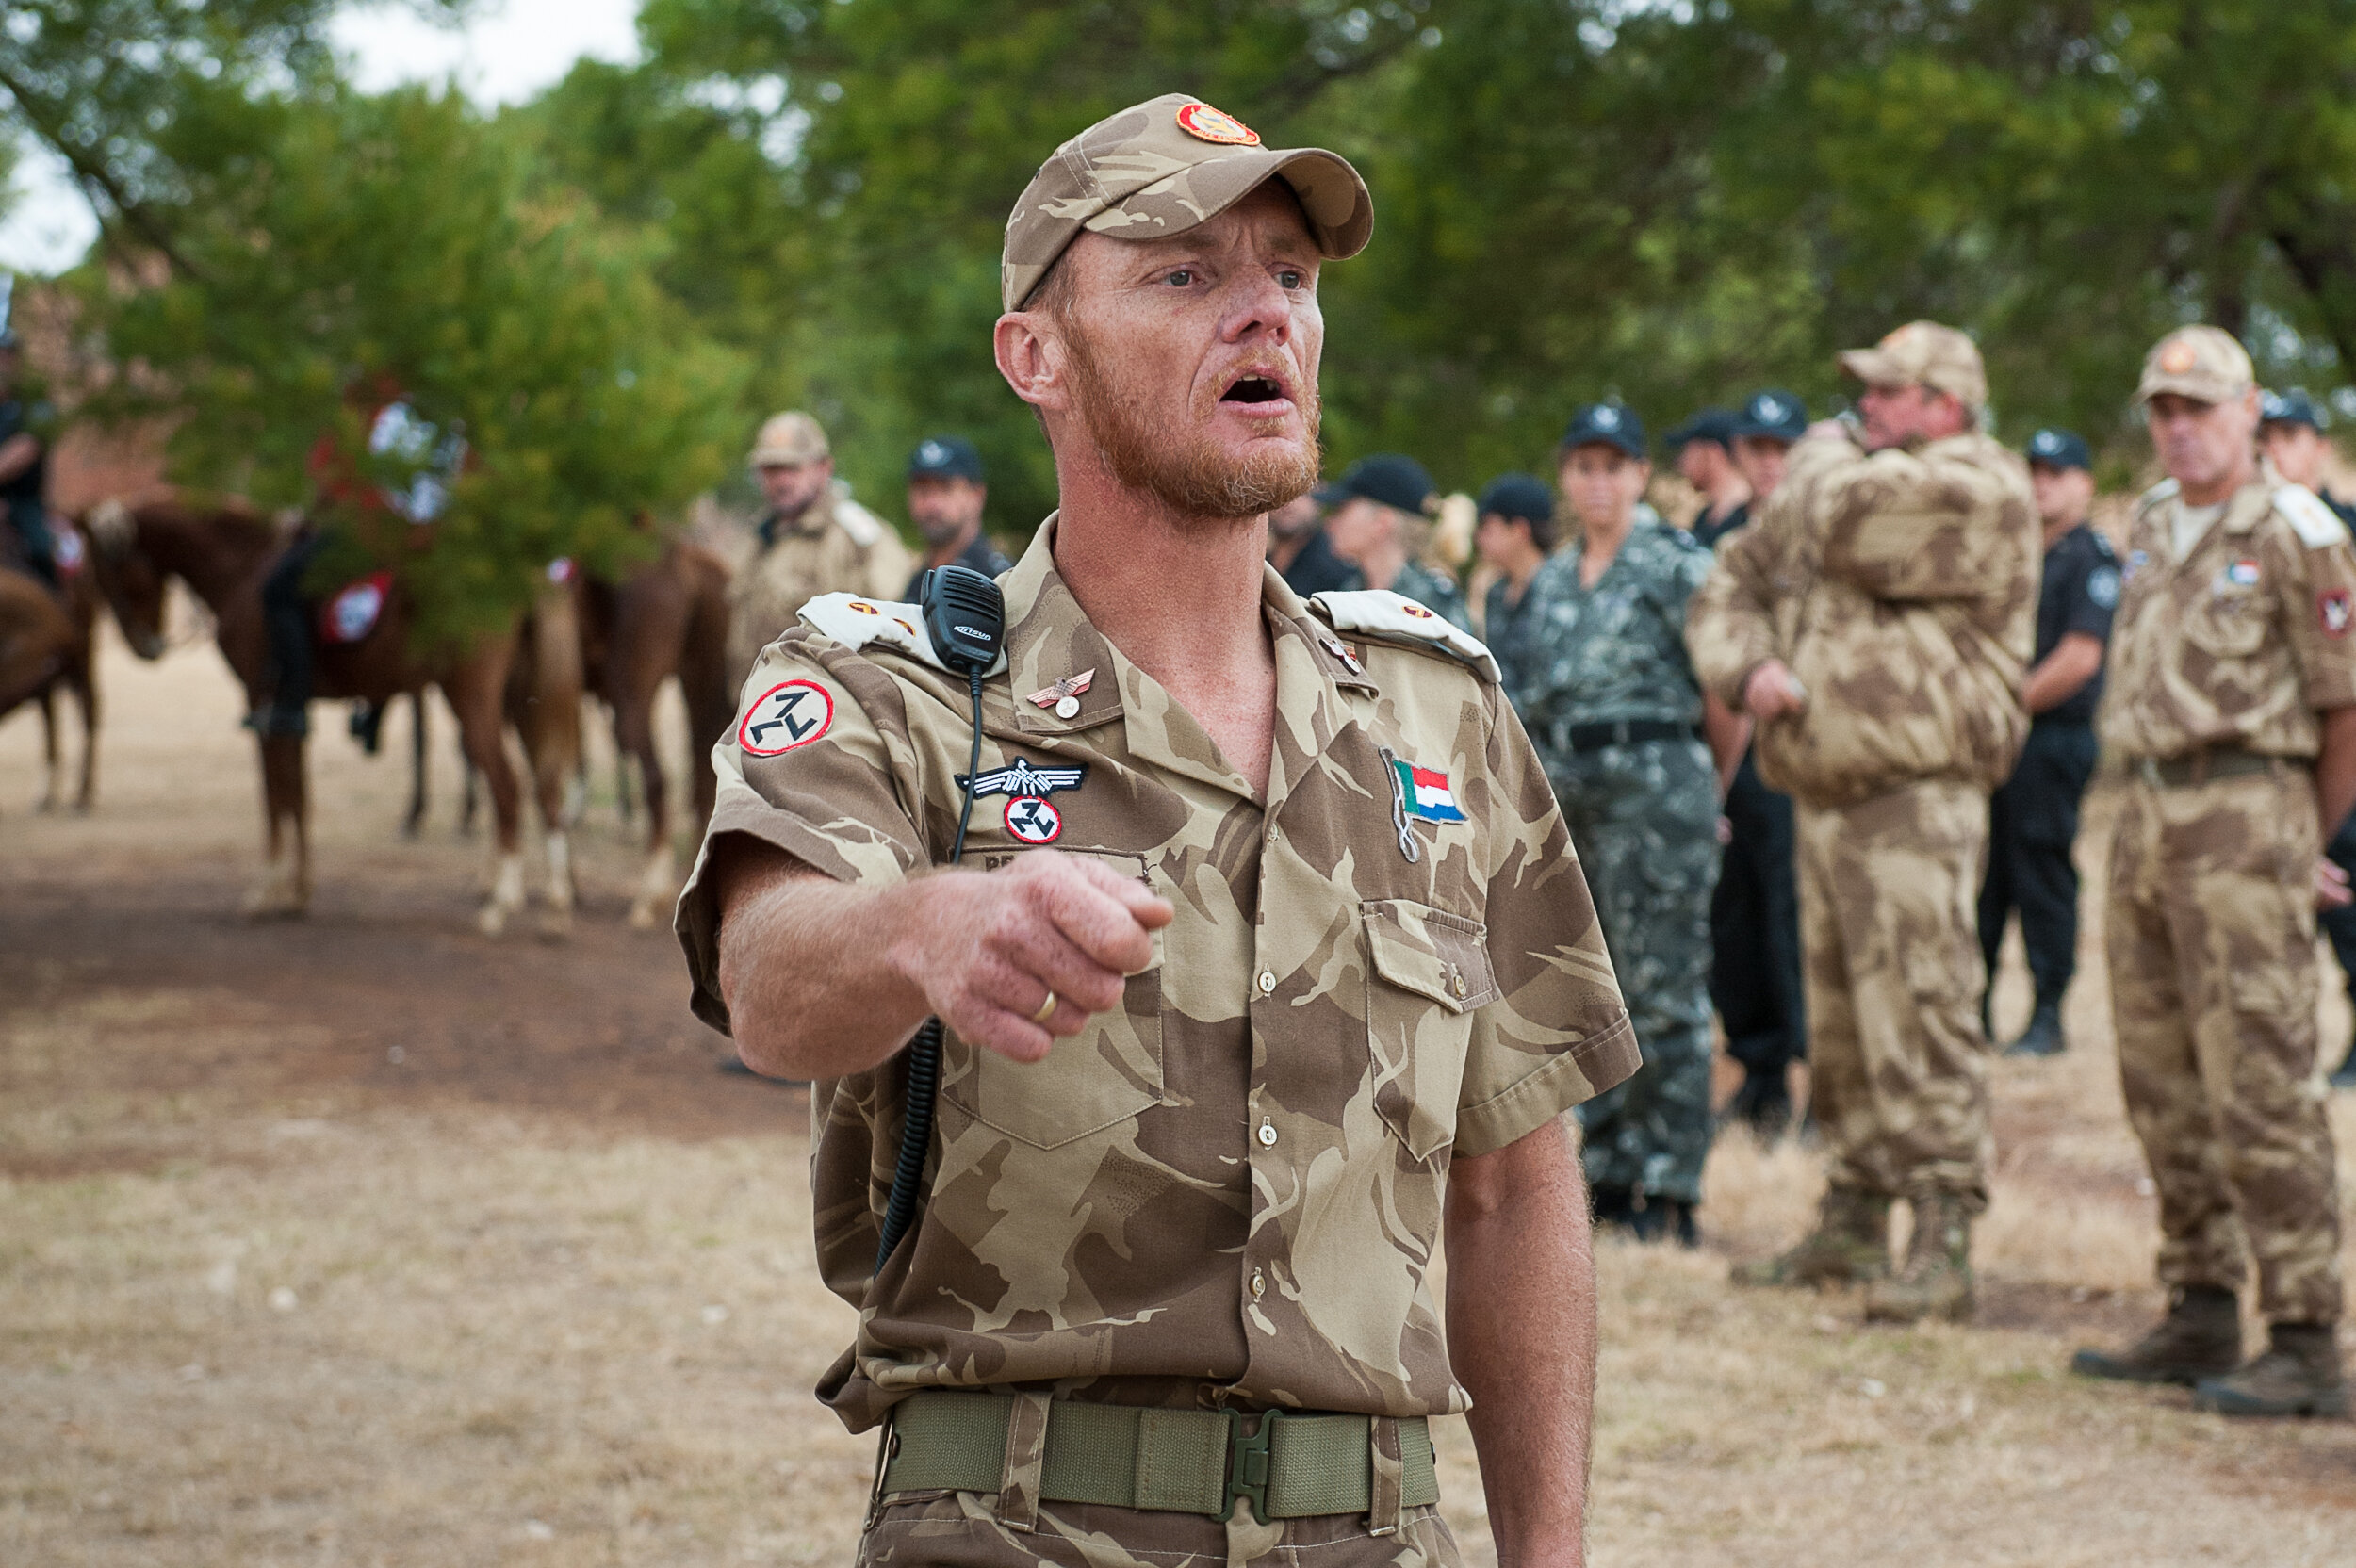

{"left": 1309, "top": 589, "right": 1500, "bottom": 683}
{"left": 830, "top": 495, "right": 888, "bottom": 549}
{"left": 2273, "top": 484, "right": 2351, "bottom": 549}
{"left": 2135, "top": 477, "right": 2182, "bottom": 516}
{"left": 797, "top": 593, "right": 1007, "bottom": 677}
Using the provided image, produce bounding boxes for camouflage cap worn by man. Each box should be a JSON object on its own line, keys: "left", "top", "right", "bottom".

{"left": 1689, "top": 318, "right": 2039, "bottom": 1327}
{"left": 1000, "top": 94, "right": 1372, "bottom": 311}
{"left": 2072, "top": 324, "right": 2355, "bottom": 1419}
{"left": 682, "top": 92, "right": 1639, "bottom": 1568}
{"left": 1837, "top": 320, "right": 1989, "bottom": 409}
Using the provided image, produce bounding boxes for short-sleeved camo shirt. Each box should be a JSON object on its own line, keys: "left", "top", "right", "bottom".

{"left": 677, "top": 520, "right": 1637, "bottom": 1434}
{"left": 1517, "top": 517, "right": 1715, "bottom": 746}
{"left": 2100, "top": 477, "right": 2356, "bottom": 760}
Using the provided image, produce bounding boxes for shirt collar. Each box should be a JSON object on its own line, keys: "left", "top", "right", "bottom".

{"left": 997, "top": 514, "right": 1376, "bottom": 801}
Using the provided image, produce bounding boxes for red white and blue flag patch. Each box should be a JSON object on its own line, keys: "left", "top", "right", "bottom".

{"left": 1392, "top": 760, "right": 1466, "bottom": 823}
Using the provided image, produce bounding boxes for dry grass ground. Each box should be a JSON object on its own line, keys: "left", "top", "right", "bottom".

{"left": 4, "top": 625, "right": 2354, "bottom": 1566}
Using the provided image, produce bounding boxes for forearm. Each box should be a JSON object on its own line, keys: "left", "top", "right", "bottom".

{"left": 1447, "top": 1119, "right": 1595, "bottom": 1567}
{"left": 2021, "top": 634, "right": 2103, "bottom": 714}
{"left": 1701, "top": 690, "right": 1750, "bottom": 794}
{"left": 713, "top": 841, "right": 933, "bottom": 1078}
{"left": 2314, "top": 706, "right": 2356, "bottom": 840}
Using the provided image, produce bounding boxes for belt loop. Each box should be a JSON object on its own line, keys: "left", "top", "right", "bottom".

{"left": 996, "top": 1391, "right": 1053, "bottom": 1533}
{"left": 862, "top": 1407, "right": 900, "bottom": 1532}
{"left": 1366, "top": 1416, "right": 1403, "bottom": 1536}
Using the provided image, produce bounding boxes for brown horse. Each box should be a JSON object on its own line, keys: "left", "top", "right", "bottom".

{"left": 84, "top": 491, "right": 579, "bottom": 934}
{"left": 579, "top": 536, "right": 734, "bottom": 927}
{"left": 0, "top": 531, "right": 100, "bottom": 810}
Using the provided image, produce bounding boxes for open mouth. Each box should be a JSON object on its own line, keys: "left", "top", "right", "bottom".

{"left": 1221, "top": 374, "right": 1287, "bottom": 407}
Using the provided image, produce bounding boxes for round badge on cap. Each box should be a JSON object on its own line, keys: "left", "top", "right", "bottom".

{"left": 1593, "top": 406, "right": 1620, "bottom": 430}
{"left": 1175, "top": 102, "right": 1260, "bottom": 145}
{"left": 2161, "top": 342, "right": 2198, "bottom": 374}
{"left": 1757, "top": 397, "right": 1784, "bottom": 423}
{"left": 919, "top": 441, "right": 946, "bottom": 464}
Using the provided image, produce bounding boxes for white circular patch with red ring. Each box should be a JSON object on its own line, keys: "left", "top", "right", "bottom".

{"left": 1004, "top": 795, "right": 1063, "bottom": 845}
{"left": 738, "top": 679, "right": 835, "bottom": 756}
{"left": 1175, "top": 102, "right": 1260, "bottom": 146}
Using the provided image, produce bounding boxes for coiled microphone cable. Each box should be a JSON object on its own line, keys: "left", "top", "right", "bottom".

{"left": 875, "top": 565, "right": 1003, "bottom": 1274}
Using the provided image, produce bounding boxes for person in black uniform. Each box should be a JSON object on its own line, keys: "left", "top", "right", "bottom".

{"left": 0, "top": 328, "right": 58, "bottom": 588}
{"left": 1978, "top": 427, "right": 2114, "bottom": 1058}
{"left": 1707, "top": 388, "right": 1813, "bottom": 1134}
{"left": 1474, "top": 472, "right": 1557, "bottom": 703}
{"left": 1266, "top": 492, "right": 1361, "bottom": 597}
{"left": 2258, "top": 390, "right": 2356, "bottom": 1087}
{"left": 1667, "top": 407, "right": 1752, "bottom": 549}
{"left": 902, "top": 436, "right": 1011, "bottom": 596}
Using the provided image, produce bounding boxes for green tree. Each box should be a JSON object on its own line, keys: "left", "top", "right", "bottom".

{"left": 74, "top": 84, "right": 750, "bottom": 646}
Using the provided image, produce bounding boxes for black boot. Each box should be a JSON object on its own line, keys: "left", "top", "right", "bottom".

{"left": 1629, "top": 1198, "right": 1700, "bottom": 1249}
{"left": 2192, "top": 1322, "right": 2348, "bottom": 1417}
{"left": 2004, "top": 1003, "right": 2066, "bottom": 1058}
{"left": 1723, "top": 1070, "right": 1793, "bottom": 1136}
{"left": 2072, "top": 1285, "right": 2242, "bottom": 1385}
{"left": 1590, "top": 1182, "right": 1636, "bottom": 1233}
{"left": 349, "top": 701, "right": 385, "bottom": 755}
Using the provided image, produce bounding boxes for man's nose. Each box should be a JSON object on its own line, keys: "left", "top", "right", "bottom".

{"left": 1219, "top": 270, "right": 1297, "bottom": 344}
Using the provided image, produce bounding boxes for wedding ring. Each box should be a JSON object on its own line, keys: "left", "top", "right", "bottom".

{"left": 1030, "top": 990, "right": 1058, "bottom": 1024}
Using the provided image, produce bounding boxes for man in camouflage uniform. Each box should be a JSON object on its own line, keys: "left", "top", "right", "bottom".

{"left": 1520, "top": 401, "right": 1720, "bottom": 1245}
{"left": 1319, "top": 454, "right": 1470, "bottom": 629}
{"left": 1690, "top": 323, "right": 2038, "bottom": 1324}
{"left": 727, "top": 410, "right": 914, "bottom": 691}
{"left": 2070, "top": 327, "right": 2355, "bottom": 1417}
{"left": 678, "top": 94, "right": 1639, "bottom": 1565}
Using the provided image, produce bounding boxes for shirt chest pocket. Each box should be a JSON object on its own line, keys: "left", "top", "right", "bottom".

{"left": 941, "top": 850, "right": 1166, "bottom": 1150}
{"left": 1363, "top": 899, "right": 1497, "bottom": 1163}
{"left": 2185, "top": 585, "right": 2269, "bottom": 659}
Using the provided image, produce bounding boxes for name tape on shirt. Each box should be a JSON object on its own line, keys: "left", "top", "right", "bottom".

{"left": 1392, "top": 760, "right": 1466, "bottom": 823}
{"left": 739, "top": 678, "right": 835, "bottom": 755}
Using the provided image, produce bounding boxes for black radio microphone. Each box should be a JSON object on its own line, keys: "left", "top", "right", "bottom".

{"left": 875, "top": 564, "right": 1006, "bottom": 1273}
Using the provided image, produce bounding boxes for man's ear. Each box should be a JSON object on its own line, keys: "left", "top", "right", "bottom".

{"left": 994, "top": 311, "right": 1068, "bottom": 416}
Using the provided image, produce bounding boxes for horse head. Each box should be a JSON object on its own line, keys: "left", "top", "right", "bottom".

{"left": 83, "top": 498, "right": 169, "bottom": 660}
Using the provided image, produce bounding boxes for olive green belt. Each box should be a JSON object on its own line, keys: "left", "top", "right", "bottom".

{"left": 878, "top": 1390, "right": 1438, "bottom": 1523}
{"left": 2132, "top": 747, "right": 2283, "bottom": 789}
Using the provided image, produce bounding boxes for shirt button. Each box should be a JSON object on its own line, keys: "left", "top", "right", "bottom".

{"left": 1257, "top": 1119, "right": 1278, "bottom": 1148}
{"left": 1250, "top": 1269, "right": 1267, "bottom": 1299}
{"left": 1257, "top": 971, "right": 1276, "bottom": 995}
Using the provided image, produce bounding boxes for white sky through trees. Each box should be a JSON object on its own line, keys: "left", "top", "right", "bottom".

{"left": 0, "top": 0, "right": 643, "bottom": 275}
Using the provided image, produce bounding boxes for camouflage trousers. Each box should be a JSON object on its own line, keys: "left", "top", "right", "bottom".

{"left": 859, "top": 1493, "right": 1462, "bottom": 1567}
{"left": 1795, "top": 779, "right": 1993, "bottom": 1208}
{"left": 1548, "top": 737, "right": 1720, "bottom": 1204}
{"left": 2106, "top": 764, "right": 2344, "bottom": 1324}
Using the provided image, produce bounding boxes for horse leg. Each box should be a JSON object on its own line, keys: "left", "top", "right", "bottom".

{"left": 71, "top": 662, "right": 97, "bottom": 813}
{"left": 245, "top": 733, "right": 311, "bottom": 919}
{"left": 36, "top": 686, "right": 60, "bottom": 810}
{"left": 447, "top": 649, "right": 527, "bottom": 937}
{"left": 460, "top": 762, "right": 481, "bottom": 839}
{"left": 398, "top": 690, "right": 427, "bottom": 838}
{"left": 618, "top": 690, "right": 673, "bottom": 930}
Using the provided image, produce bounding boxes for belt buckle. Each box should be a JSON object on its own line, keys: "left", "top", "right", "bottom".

{"left": 1219, "top": 1408, "right": 1285, "bottom": 1524}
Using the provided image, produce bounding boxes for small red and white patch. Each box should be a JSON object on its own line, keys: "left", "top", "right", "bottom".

{"left": 738, "top": 678, "right": 835, "bottom": 756}
{"left": 320, "top": 572, "right": 394, "bottom": 645}
{"left": 1400, "top": 603, "right": 1434, "bottom": 619}
{"left": 546, "top": 556, "right": 577, "bottom": 584}
{"left": 848, "top": 600, "right": 881, "bottom": 616}
{"left": 1004, "top": 794, "right": 1063, "bottom": 845}
{"left": 50, "top": 524, "right": 86, "bottom": 577}
{"left": 1175, "top": 102, "right": 1259, "bottom": 146}
{"left": 2322, "top": 588, "right": 2354, "bottom": 639}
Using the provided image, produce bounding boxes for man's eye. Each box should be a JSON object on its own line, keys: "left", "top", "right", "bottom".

{"left": 1278, "top": 270, "right": 1304, "bottom": 288}
{"left": 1165, "top": 270, "right": 1194, "bottom": 286}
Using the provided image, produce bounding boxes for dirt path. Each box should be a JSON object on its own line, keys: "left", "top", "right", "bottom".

{"left": 3, "top": 629, "right": 2352, "bottom": 1566}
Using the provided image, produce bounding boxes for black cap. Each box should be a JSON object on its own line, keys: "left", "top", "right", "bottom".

{"left": 1666, "top": 407, "right": 1739, "bottom": 450}
{"left": 1731, "top": 389, "right": 1808, "bottom": 444}
{"left": 1477, "top": 472, "right": 1554, "bottom": 526}
{"left": 1315, "top": 453, "right": 1437, "bottom": 514}
{"left": 2024, "top": 428, "right": 2091, "bottom": 471}
{"left": 1558, "top": 400, "right": 1645, "bottom": 459}
{"left": 2260, "top": 388, "right": 2328, "bottom": 433}
{"left": 908, "top": 434, "right": 985, "bottom": 482}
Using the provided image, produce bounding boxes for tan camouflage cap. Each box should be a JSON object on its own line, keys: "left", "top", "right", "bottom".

{"left": 2135, "top": 325, "right": 2254, "bottom": 406}
{"left": 1837, "top": 320, "right": 1988, "bottom": 409}
{"left": 1001, "top": 93, "right": 1373, "bottom": 313}
{"left": 748, "top": 411, "right": 828, "bottom": 468}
